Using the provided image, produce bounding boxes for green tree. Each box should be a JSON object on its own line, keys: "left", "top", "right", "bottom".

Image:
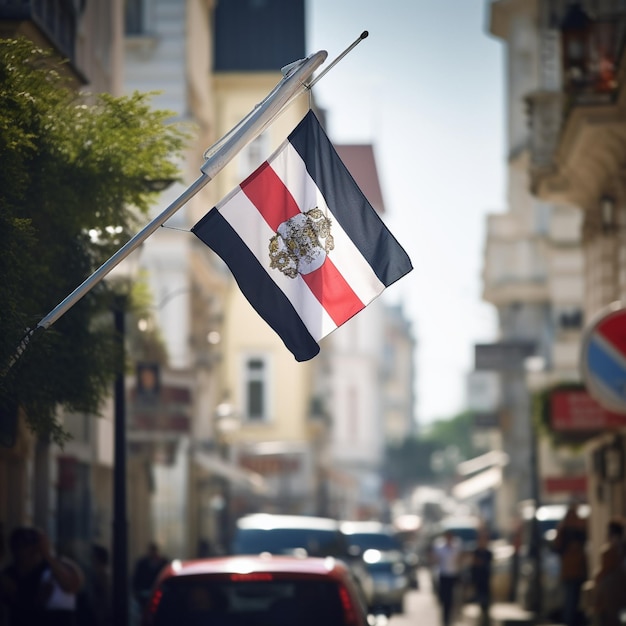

{"left": 384, "top": 411, "right": 476, "bottom": 491}
{"left": 0, "top": 38, "right": 189, "bottom": 444}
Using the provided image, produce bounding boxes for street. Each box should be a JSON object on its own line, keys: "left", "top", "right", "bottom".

{"left": 388, "top": 570, "right": 471, "bottom": 626}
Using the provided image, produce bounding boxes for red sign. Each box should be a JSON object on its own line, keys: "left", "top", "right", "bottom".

{"left": 543, "top": 475, "right": 587, "bottom": 494}
{"left": 550, "top": 389, "right": 626, "bottom": 431}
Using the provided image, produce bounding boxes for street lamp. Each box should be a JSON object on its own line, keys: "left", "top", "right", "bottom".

{"left": 109, "top": 251, "right": 141, "bottom": 626}
{"left": 112, "top": 293, "right": 129, "bottom": 626}
{"left": 524, "top": 355, "right": 547, "bottom": 618}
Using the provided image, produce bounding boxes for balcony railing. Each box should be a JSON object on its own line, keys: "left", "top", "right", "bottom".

{"left": 526, "top": 89, "right": 564, "bottom": 172}
{"left": 0, "top": 0, "right": 79, "bottom": 62}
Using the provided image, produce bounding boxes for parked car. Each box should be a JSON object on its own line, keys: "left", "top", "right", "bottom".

{"left": 361, "top": 549, "right": 410, "bottom": 616}
{"left": 516, "top": 502, "right": 590, "bottom": 622}
{"left": 341, "top": 520, "right": 418, "bottom": 591}
{"left": 231, "top": 513, "right": 375, "bottom": 608}
{"left": 140, "top": 554, "right": 371, "bottom": 626}
{"left": 232, "top": 514, "right": 347, "bottom": 558}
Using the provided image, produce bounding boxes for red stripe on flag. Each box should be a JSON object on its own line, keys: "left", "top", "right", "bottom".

{"left": 241, "top": 160, "right": 300, "bottom": 231}
{"left": 302, "top": 257, "right": 365, "bottom": 326}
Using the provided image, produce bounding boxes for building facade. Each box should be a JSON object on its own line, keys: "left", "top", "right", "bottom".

{"left": 479, "top": 0, "right": 587, "bottom": 539}
{"left": 523, "top": 0, "right": 626, "bottom": 582}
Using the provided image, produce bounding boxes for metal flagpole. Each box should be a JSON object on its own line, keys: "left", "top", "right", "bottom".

{"left": 3, "top": 50, "right": 327, "bottom": 371}
{"left": 5, "top": 30, "right": 371, "bottom": 370}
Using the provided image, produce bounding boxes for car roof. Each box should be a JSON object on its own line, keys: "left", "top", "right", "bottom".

{"left": 157, "top": 555, "right": 351, "bottom": 582}
{"left": 339, "top": 521, "right": 392, "bottom": 535}
{"left": 236, "top": 513, "right": 342, "bottom": 531}
{"left": 440, "top": 516, "right": 480, "bottom": 529}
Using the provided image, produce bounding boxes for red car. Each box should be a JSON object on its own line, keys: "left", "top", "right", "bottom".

{"left": 141, "top": 554, "right": 370, "bottom": 626}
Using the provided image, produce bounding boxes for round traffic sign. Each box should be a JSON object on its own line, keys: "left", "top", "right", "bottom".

{"left": 581, "top": 301, "right": 626, "bottom": 414}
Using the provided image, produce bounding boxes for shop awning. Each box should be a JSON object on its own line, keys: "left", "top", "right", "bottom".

{"left": 193, "top": 451, "right": 268, "bottom": 495}
{"left": 452, "top": 466, "right": 502, "bottom": 501}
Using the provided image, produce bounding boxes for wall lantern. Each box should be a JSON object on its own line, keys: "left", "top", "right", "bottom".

{"left": 601, "top": 436, "right": 625, "bottom": 482}
{"left": 601, "top": 195, "right": 616, "bottom": 233}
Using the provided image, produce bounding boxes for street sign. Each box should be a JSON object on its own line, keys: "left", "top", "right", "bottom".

{"left": 474, "top": 341, "right": 535, "bottom": 371}
{"left": 581, "top": 301, "right": 626, "bottom": 414}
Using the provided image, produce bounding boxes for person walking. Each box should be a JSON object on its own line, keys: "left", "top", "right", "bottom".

{"left": 0, "top": 526, "right": 84, "bottom": 626}
{"left": 553, "top": 502, "right": 588, "bottom": 626}
{"left": 431, "top": 530, "right": 462, "bottom": 626}
{"left": 592, "top": 518, "right": 626, "bottom": 626}
{"left": 470, "top": 531, "right": 493, "bottom": 626}
{"left": 131, "top": 542, "right": 168, "bottom": 612}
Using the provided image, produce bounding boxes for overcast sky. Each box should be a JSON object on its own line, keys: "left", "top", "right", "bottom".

{"left": 306, "top": 0, "right": 507, "bottom": 425}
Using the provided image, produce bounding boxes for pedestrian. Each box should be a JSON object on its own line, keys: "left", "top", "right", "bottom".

{"left": 0, "top": 526, "right": 84, "bottom": 626}
{"left": 132, "top": 542, "right": 168, "bottom": 612}
{"left": 508, "top": 518, "right": 522, "bottom": 602}
{"left": 431, "top": 530, "right": 462, "bottom": 626}
{"left": 592, "top": 518, "right": 626, "bottom": 626}
{"left": 89, "top": 544, "right": 113, "bottom": 626}
{"left": 552, "top": 502, "right": 588, "bottom": 626}
{"left": 470, "top": 531, "right": 493, "bottom": 626}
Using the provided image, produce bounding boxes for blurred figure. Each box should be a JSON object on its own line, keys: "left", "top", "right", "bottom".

{"left": 76, "top": 544, "right": 111, "bottom": 626}
{"left": 470, "top": 531, "right": 493, "bottom": 626}
{"left": 132, "top": 542, "right": 168, "bottom": 611}
{"left": 553, "top": 502, "right": 588, "bottom": 626}
{"left": 431, "top": 530, "right": 462, "bottom": 626}
{"left": 0, "top": 526, "right": 83, "bottom": 626}
{"left": 508, "top": 518, "right": 522, "bottom": 602}
{"left": 90, "top": 545, "right": 111, "bottom": 626}
{"left": 592, "top": 518, "right": 626, "bottom": 626}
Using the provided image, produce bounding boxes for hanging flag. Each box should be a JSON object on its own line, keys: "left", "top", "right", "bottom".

{"left": 192, "top": 110, "right": 412, "bottom": 361}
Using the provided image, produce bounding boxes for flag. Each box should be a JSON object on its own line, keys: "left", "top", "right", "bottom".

{"left": 192, "top": 110, "right": 413, "bottom": 362}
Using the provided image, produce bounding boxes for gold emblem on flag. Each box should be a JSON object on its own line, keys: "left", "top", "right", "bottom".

{"left": 268, "top": 207, "right": 334, "bottom": 278}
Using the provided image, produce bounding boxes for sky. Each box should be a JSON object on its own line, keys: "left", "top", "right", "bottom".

{"left": 306, "top": 1, "right": 507, "bottom": 425}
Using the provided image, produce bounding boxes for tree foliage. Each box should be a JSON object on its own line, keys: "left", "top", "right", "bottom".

{"left": 384, "top": 411, "right": 476, "bottom": 493}
{"left": 0, "top": 38, "right": 190, "bottom": 444}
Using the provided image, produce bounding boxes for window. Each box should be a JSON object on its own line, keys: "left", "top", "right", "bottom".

{"left": 244, "top": 356, "right": 269, "bottom": 421}
{"left": 125, "top": 0, "right": 144, "bottom": 34}
{"left": 558, "top": 308, "right": 583, "bottom": 329}
{"left": 125, "top": 0, "right": 154, "bottom": 35}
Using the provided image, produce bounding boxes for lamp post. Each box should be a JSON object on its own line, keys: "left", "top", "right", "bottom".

{"left": 109, "top": 246, "right": 144, "bottom": 626}
{"left": 112, "top": 294, "right": 129, "bottom": 626}
{"left": 524, "top": 355, "right": 546, "bottom": 618}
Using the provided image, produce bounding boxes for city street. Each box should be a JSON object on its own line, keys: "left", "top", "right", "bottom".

{"left": 388, "top": 570, "right": 471, "bottom": 626}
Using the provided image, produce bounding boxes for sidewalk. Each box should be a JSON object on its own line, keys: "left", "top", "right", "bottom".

{"left": 460, "top": 601, "right": 536, "bottom": 626}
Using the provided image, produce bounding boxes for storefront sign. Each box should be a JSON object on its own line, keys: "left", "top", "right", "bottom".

{"left": 543, "top": 475, "right": 587, "bottom": 494}
{"left": 550, "top": 388, "right": 626, "bottom": 431}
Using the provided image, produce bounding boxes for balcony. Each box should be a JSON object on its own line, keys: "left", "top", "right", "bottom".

{"left": 528, "top": 2, "right": 626, "bottom": 208}
{"left": 0, "top": 0, "right": 80, "bottom": 69}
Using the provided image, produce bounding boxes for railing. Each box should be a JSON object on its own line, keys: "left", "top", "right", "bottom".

{"left": 526, "top": 89, "right": 564, "bottom": 172}
{"left": 0, "top": 0, "right": 78, "bottom": 61}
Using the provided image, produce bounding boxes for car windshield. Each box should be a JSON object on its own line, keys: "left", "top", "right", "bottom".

{"left": 442, "top": 527, "right": 477, "bottom": 544}
{"left": 151, "top": 576, "right": 349, "bottom": 626}
{"left": 232, "top": 528, "right": 347, "bottom": 558}
{"left": 346, "top": 533, "right": 402, "bottom": 552}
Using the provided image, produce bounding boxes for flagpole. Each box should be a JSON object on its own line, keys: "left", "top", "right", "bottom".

{"left": 3, "top": 50, "right": 327, "bottom": 371}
